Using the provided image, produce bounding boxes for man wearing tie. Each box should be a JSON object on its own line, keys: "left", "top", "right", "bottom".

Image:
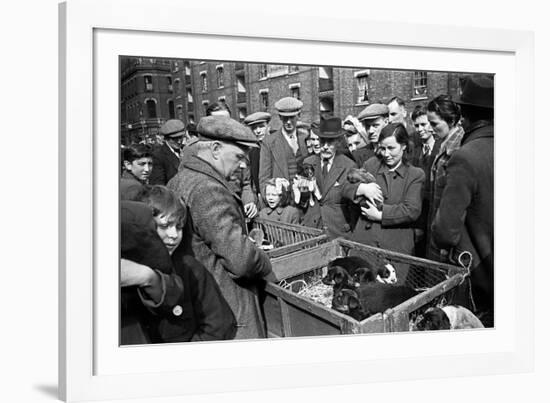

{"left": 411, "top": 105, "right": 441, "bottom": 257}
{"left": 259, "top": 97, "right": 308, "bottom": 200}
{"left": 300, "top": 118, "right": 363, "bottom": 239}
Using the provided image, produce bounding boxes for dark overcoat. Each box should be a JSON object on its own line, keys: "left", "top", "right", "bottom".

{"left": 350, "top": 157, "right": 425, "bottom": 256}
{"left": 259, "top": 129, "right": 308, "bottom": 198}
{"left": 432, "top": 123, "right": 494, "bottom": 312}
{"left": 300, "top": 154, "right": 358, "bottom": 239}
{"left": 120, "top": 171, "right": 145, "bottom": 201}
{"left": 149, "top": 143, "right": 180, "bottom": 186}
{"left": 168, "top": 155, "right": 274, "bottom": 339}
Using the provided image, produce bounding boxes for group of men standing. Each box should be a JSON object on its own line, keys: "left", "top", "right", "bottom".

{"left": 123, "top": 74, "right": 494, "bottom": 338}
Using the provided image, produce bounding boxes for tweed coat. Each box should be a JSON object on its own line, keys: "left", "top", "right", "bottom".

{"left": 149, "top": 143, "right": 180, "bottom": 186}
{"left": 349, "top": 157, "right": 425, "bottom": 256}
{"left": 300, "top": 154, "right": 358, "bottom": 239}
{"left": 168, "top": 155, "right": 274, "bottom": 339}
{"left": 432, "top": 123, "right": 494, "bottom": 312}
{"left": 259, "top": 128, "right": 308, "bottom": 199}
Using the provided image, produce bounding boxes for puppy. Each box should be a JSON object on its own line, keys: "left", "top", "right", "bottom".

{"left": 322, "top": 266, "right": 355, "bottom": 294}
{"left": 414, "top": 305, "right": 485, "bottom": 330}
{"left": 347, "top": 167, "right": 383, "bottom": 229}
{"left": 327, "top": 256, "right": 373, "bottom": 276}
{"left": 331, "top": 289, "right": 366, "bottom": 321}
{"left": 293, "top": 163, "right": 322, "bottom": 208}
{"left": 352, "top": 263, "right": 397, "bottom": 286}
{"left": 355, "top": 283, "right": 419, "bottom": 317}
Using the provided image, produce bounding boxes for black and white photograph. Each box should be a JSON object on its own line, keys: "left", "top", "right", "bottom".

{"left": 119, "top": 57, "right": 494, "bottom": 345}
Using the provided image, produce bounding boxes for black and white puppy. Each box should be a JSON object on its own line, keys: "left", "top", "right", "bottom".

{"left": 414, "top": 306, "right": 485, "bottom": 330}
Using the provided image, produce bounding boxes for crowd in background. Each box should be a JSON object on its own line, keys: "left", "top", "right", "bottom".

{"left": 119, "top": 74, "right": 494, "bottom": 343}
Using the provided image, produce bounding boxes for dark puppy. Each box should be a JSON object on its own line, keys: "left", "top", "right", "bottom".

{"left": 355, "top": 283, "right": 419, "bottom": 317}
{"left": 352, "top": 263, "right": 397, "bottom": 286}
{"left": 331, "top": 289, "right": 366, "bottom": 321}
{"left": 414, "top": 306, "right": 484, "bottom": 330}
{"left": 347, "top": 167, "right": 383, "bottom": 229}
{"left": 327, "top": 256, "right": 373, "bottom": 276}
{"left": 322, "top": 266, "right": 355, "bottom": 294}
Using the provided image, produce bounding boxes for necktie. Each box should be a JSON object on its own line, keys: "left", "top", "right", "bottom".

{"left": 322, "top": 161, "right": 329, "bottom": 178}
{"left": 289, "top": 133, "right": 298, "bottom": 154}
{"left": 422, "top": 144, "right": 430, "bottom": 157}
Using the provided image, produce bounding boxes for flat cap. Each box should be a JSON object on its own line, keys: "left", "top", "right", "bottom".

{"left": 160, "top": 119, "right": 186, "bottom": 138}
{"left": 357, "top": 103, "right": 389, "bottom": 121}
{"left": 274, "top": 97, "right": 303, "bottom": 116}
{"left": 243, "top": 111, "right": 271, "bottom": 125}
{"left": 197, "top": 116, "right": 259, "bottom": 148}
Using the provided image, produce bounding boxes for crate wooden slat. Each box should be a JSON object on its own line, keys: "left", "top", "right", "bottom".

{"left": 252, "top": 217, "right": 328, "bottom": 259}
{"left": 263, "top": 238, "right": 469, "bottom": 337}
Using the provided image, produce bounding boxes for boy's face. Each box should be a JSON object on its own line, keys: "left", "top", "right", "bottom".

{"left": 153, "top": 214, "right": 183, "bottom": 255}
{"left": 124, "top": 157, "right": 153, "bottom": 182}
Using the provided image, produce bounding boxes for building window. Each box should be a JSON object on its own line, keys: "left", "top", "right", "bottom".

{"left": 176, "top": 105, "right": 183, "bottom": 120}
{"left": 173, "top": 61, "right": 179, "bottom": 72}
{"left": 184, "top": 62, "right": 191, "bottom": 76}
{"left": 259, "top": 64, "right": 268, "bottom": 79}
{"left": 188, "top": 114, "right": 195, "bottom": 124}
{"left": 413, "top": 71, "right": 428, "bottom": 98}
{"left": 174, "top": 78, "right": 181, "bottom": 93}
{"left": 168, "top": 100, "right": 175, "bottom": 119}
{"left": 268, "top": 65, "right": 289, "bottom": 77}
{"left": 144, "top": 75, "right": 153, "bottom": 92}
{"left": 238, "top": 108, "right": 247, "bottom": 121}
{"left": 187, "top": 89, "right": 194, "bottom": 103}
{"left": 216, "top": 66, "right": 224, "bottom": 88}
{"left": 259, "top": 89, "right": 269, "bottom": 112}
{"left": 146, "top": 99, "right": 157, "bottom": 118}
{"left": 167, "top": 76, "right": 173, "bottom": 92}
{"left": 200, "top": 72, "right": 208, "bottom": 92}
{"left": 354, "top": 70, "right": 370, "bottom": 104}
{"left": 289, "top": 83, "right": 301, "bottom": 100}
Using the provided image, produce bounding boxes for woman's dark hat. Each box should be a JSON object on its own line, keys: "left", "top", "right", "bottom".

{"left": 455, "top": 75, "right": 494, "bottom": 109}
{"left": 318, "top": 117, "right": 344, "bottom": 139}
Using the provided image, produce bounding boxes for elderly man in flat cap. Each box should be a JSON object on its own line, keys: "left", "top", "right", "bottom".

{"left": 300, "top": 118, "right": 380, "bottom": 239}
{"left": 357, "top": 103, "right": 390, "bottom": 161}
{"left": 244, "top": 111, "right": 271, "bottom": 204}
{"left": 167, "top": 116, "right": 276, "bottom": 339}
{"left": 149, "top": 119, "right": 187, "bottom": 185}
{"left": 259, "top": 97, "right": 308, "bottom": 200}
{"left": 432, "top": 75, "right": 494, "bottom": 326}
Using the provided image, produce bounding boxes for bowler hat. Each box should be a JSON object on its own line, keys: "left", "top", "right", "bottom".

{"left": 274, "top": 97, "right": 303, "bottom": 116}
{"left": 160, "top": 119, "right": 186, "bottom": 138}
{"left": 455, "top": 75, "right": 494, "bottom": 109}
{"left": 357, "top": 103, "right": 389, "bottom": 121}
{"left": 244, "top": 111, "right": 271, "bottom": 126}
{"left": 197, "top": 116, "right": 259, "bottom": 148}
{"left": 317, "top": 117, "right": 344, "bottom": 139}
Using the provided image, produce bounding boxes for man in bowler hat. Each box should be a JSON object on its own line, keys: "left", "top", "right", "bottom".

{"left": 149, "top": 119, "right": 187, "bottom": 185}
{"left": 167, "top": 116, "right": 276, "bottom": 339}
{"left": 431, "top": 75, "right": 494, "bottom": 326}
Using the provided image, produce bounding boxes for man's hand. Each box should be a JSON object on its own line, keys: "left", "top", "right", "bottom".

{"left": 244, "top": 202, "right": 258, "bottom": 219}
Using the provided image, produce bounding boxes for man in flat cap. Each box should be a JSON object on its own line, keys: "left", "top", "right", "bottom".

{"left": 432, "top": 75, "right": 494, "bottom": 326}
{"left": 259, "top": 97, "right": 308, "bottom": 200}
{"left": 357, "top": 103, "right": 390, "bottom": 161}
{"left": 149, "top": 119, "right": 187, "bottom": 185}
{"left": 167, "top": 116, "right": 275, "bottom": 339}
{"left": 300, "top": 117, "right": 380, "bottom": 239}
{"left": 244, "top": 111, "right": 271, "bottom": 204}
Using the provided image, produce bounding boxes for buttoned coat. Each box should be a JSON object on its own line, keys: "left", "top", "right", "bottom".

{"left": 259, "top": 128, "right": 308, "bottom": 198}
{"left": 149, "top": 143, "right": 180, "bottom": 186}
{"left": 350, "top": 157, "right": 425, "bottom": 256}
{"left": 432, "top": 123, "right": 494, "bottom": 312}
{"left": 300, "top": 154, "right": 358, "bottom": 239}
{"left": 167, "top": 155, "right": 274, "bottom": 339}
{"left": 257, "top": 205, "right": 301, "bottom": 225}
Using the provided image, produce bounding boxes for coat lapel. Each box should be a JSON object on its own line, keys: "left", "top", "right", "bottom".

{"left": 321, "top": 156, "right": 344, "bottom": 199}
{"left": 271, "top": 131, "right": 290, "bottom": 178}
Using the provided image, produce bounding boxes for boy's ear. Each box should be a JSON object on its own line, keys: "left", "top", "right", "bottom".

{"left": 123, "top": 160, "right": 132, "bottom": 170}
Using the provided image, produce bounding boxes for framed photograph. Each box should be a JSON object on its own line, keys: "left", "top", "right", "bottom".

{"left": 59, "top": 0, "right": 534, "bottom": 401}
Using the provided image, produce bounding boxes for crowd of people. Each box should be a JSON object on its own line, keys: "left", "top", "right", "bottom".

{"left": 120, "top": 74, "right": 494, "bottom": 343}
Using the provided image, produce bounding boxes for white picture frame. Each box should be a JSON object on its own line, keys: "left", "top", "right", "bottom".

{"left": 59, "top": 0, "right": 534, "bottom": 401}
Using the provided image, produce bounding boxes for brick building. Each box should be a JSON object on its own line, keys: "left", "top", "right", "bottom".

{"left": 120, "top": 56, "right": 464, "bottom": 143}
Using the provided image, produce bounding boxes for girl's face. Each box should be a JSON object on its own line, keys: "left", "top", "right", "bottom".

{"left": 265, "top": 185, "right": 282, "bottom": 209}
{"left": 378, "top": 135, "right": 405, "bottom": 169}
{"left": 427, "top": 111, "right": 451, "bottom": 139}
{"left": 153, "top": 214, "right": 183, "bottom": 255}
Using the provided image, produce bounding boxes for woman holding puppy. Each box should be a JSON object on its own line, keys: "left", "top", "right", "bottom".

{"left": 348, "top": 123, "right": 425, "bottom": 282}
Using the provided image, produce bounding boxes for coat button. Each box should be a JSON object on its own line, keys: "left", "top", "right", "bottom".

{"left": 172, "top": 305, "right": 183, "bottom": 316}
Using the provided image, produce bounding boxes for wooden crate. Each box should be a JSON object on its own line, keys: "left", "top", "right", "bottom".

{"left": 252, "top": 217, "right": 329, "bottom": 259}
{"left": 263, "top": 238, "right": 469, "bottom": 337}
